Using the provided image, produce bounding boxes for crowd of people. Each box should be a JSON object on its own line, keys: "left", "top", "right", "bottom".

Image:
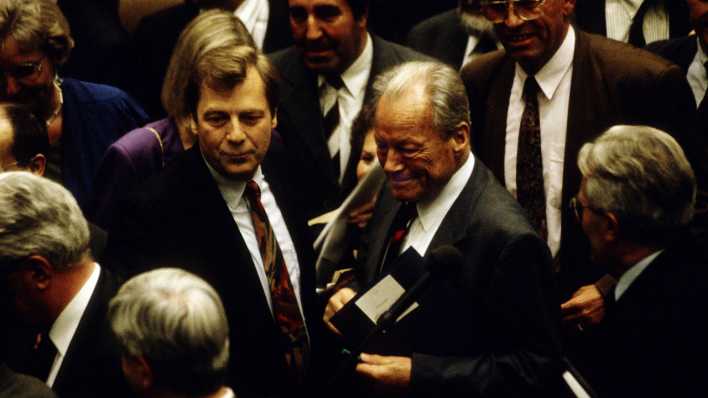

{"left": 0, "top": 0, "right": 707, "bottom": 397}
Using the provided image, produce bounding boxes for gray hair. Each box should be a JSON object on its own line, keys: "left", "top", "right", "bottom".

{"left": 161, "top": 9, "right": 255, "bottom": 137}
{"left": 108, "top": 268, "right": 230, "bottom": 396}
{"left": 370, "top": 61, "right": 471, "bottom": 138}
{"left": 578, "top": 125, "right": 695, "bottom": 244}
{"left": 0, "top": 171, "right": 89, "bottom": 269}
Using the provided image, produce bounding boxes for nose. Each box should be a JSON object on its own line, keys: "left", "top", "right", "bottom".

{"left": 305, "top": 15, "right": 322, "bottom": 41}
{"left": 503, "top": 1, "right": 524, "bottom": 28}
{"left": 381, "top": 148, "right": 404, "bottom": 174}
{"left": 225, "top": 118, "right": 246, "bottom": 144}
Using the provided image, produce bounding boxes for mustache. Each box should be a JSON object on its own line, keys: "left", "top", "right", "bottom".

{"left": 301, "top": 38, "right": 336, "bottom": 52}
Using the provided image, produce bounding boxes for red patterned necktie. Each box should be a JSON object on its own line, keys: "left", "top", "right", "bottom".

{"left": 380, "top": 202, "right": 417, "bottom": 274}
{"left": 516, "top": 76, "right": 548, "bottom": 240}
{"left": 244, "top": 180, "right": 309, "bottom": 384}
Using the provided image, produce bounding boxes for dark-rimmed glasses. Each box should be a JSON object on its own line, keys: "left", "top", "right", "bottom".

{"left": 479, "top": 0, "right": 547, "bottom": 23}
{"left": 0, "top": 58, "right": 44, "bottom": 84}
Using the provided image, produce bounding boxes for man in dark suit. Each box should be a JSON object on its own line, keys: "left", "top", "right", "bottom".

{"left": 270, "top": 0, "right": 430, "bottom": 219}
{"left": 106, "top": 46, "right": 320, "bottom": 398}
{"left": 324, "top": 61, "right": 561, "bottom": 397}
{"left": 462, "top": 0, "right": 697, "bottom": 332}
{"left": 574, "top": 0, "right": 691, "bottom": 47}
{"left": 127, "top": 0, "right": 293, "bottom": 118}
{"left": 407, "top": 0, "right": 500, "bottom": 69}
{"left": 570, "top": 125, "right": 708, "bottom": 397}
{"left": 0, "top": 172, "right": 126, "bottom": 398}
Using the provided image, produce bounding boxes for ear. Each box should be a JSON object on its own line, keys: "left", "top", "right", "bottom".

{"left": 121, "top": 355, "right": 153, "bottom": 392}
{"left": 25, "top": 255, "right": 53, "bottom": 291}
{"left": 450, "top": 122, "right": 470, "bottom": 155}
{"left": 603, "top": 211, "right": 620, "bottom": 242}
{"left": 28, "top": 154, "right": 46, "bottom": 176}
{"left": 271, "top": 108, "right": 278, "bottom": 129}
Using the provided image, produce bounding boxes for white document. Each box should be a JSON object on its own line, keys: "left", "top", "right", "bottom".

{"left": 354, "top": 275, "right": 418, "bottom": 324}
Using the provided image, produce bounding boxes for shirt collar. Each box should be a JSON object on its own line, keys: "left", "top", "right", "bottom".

{"left": 202, "top": 152, "right": 264, "bottom": 206}
{"left": 49, "top": 263, "right": 101, "bottom": 357}
{"left": 614, "top": 250, "right": 664, "bottom": 301}
{"left": 415, "top": 153, "right": 475, "bottom": 233}
{"left": 318, "top": 32, "right": 373, "bottom": 98}
{"left": 696, "top": 36, "right": 707, "bottom": 66}
{"left": 514, "top": 26, "right": 575, "bottom": 101}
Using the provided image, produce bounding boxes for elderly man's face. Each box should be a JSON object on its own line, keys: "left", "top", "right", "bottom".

{"left": 489, "top": 0, "right": 574, "bottom": 73}
{"left": 374, "top": 90, "right": 466, "bottom": 202}
{"left": 687, "top": 0, "right": 708, "bottom": 52}
{"left": 288, "top": 0, "right": 367, "bottom": 76}
{"left": 0, "top": 38, "right": 56, "bottom": 121}
{"left": 195, "top": 66, "right": 276, "bottom": 181}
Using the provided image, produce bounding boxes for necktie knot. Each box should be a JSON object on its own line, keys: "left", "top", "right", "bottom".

{"left": 523, "top": 76, "right": 540, "bottom": 101}
{"left": 245, "top": 179, "right": 261, "bottom": 201}
{"left": 324, "top": 74, "right": 344, "bottom": 91}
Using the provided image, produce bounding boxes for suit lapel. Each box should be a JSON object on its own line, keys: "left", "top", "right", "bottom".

{"left": 362, "top": 187, "right": 401, "bottom": 285}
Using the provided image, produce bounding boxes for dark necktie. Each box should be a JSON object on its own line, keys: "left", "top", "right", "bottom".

{"left": 380, "top": 202, "right": 417, "bottom": 274}
{"left": 699, "top": 61, "right": 708, "bottom": 113}
{"left": 28, "top": 332, "right": 56, "bottom": 382}
{"left": 516, "top": 76, "right": 548, "bottom": 240}
{"left": 244, "top": 180, "right": 309, "bottom": 384}
{"left": 321, "top": 75, "right": 345, "bottom": 181}
{"left": 627, "top": 0, "right": 656, "bottom": 47}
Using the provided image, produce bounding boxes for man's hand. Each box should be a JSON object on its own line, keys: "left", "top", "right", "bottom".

{"left": 355, "top": 353, "right": 411, "bottom": 394}
{"left": 560, "top": 284, "right": 606, "bottom": 331}
{"left": 323, "top": 287, "right": 356, "bottom": 335}
{"left": 347, "top": 196, "right": 377, "bottom": 229}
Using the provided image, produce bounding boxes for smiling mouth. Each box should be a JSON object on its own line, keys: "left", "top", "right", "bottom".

{"left": 505, "top": 32, "right": 534, "bottom": 44}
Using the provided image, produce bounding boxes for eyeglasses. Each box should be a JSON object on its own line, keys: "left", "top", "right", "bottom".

{"left": 479, "top": 0, "right": 547, "bottom": 23}
{"left": 0, "top": 58, "right": 45, "bottom": 89}
{"left": 569, "top": 196, "right": 605, "bottom": 222}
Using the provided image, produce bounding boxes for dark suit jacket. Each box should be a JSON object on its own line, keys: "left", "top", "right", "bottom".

{"left": 573, "top": 0, "right": 690, "bottom": 46}
{"left": 104, "top": 145, "right": 321, "bottom": 398}
{"left": 0, "top": 364, "right": 57, "bottom": 398}
{"left": 7, "top": 268, "right": 127, "bottom": 398}
{"left": 269, "top": 35, "right": 430, "bottom": 218}
{"left": 126, "top": 0, "right": 293, "bottom": 118}
{"left": 406, "top": 10, "right": 468, "bottom": 68}
{"left": 351, "top": 158, "right": 561, "bottom": 397}
{"left": 461, "top": 29, "right": 697, "bottom": 298}
{"left": 577, "top": 232, "right": 708, "bottom": 397}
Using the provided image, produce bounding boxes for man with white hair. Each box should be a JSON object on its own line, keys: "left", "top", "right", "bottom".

{"left": 571, "top": 125, "right": 708, "bottom": 397}
{"left": 109, "top": 268, "right": 235, "bottom": 398}
{"left": 0, "top": 172, "right": 127, "bottom": 398}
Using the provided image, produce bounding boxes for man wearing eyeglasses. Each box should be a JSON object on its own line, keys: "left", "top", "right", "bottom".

{"left": 570, "top": 125, "right": 708, "bottom": 397}
{"left": 0, "top": 0, "right": 149, "bottom": 213}
{"left": 461, "top": 0, "right": 697, "bottom": 335}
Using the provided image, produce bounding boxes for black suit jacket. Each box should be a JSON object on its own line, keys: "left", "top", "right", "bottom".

{"left": 573, "top": 0, "right": 690, "bottom": 46}
{"left": 105, "top": 145, "right": 321, "bottom": 398}
{"left": 0, "top": 364, "right": 57, "bottom": 398}
{"left": 462, "top": 29, "right": 698, "bottom": 298}
{"left": 269, "top": 35, "right": 430, "bottom": 218}
{"left": 126, "top": 0, "right": 293, "bottom": 118}
{"left": 7, "top": 268, "right": 127, "bottom": 398}
{"left": 406, "top": 10, "right": 468, "bottom": 68}
{"left": 578, "top": 232, "right": 708, "bottom": 397}
{"left": 352, "top": 158, "right": 561, "bottom": 397}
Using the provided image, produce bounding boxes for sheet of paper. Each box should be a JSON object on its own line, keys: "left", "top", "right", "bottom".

{"left": 354, "top": 275, "right": 418, "bottom": 324}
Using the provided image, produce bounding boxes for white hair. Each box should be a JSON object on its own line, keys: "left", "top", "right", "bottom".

{"left": 0, "top": 171, "right": 89, "bottom": 269}
{"left": 108, "top": 268, "right": 230, "bottom": 396}
{"left": 578, "top": 125, "right": 696, "bottom": 243}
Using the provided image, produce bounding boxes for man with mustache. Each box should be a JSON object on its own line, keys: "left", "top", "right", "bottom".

{"left": 0, "top": 0, "right": 148, "bottom": 211}
{"left": 270, "top": 0, "right": 429, "bottom": 219}
{"left": 407, "top": 0, "right": 501, "bottom": 69}
{"left": 461, "top": 0, "right": 697, "bottom": 339}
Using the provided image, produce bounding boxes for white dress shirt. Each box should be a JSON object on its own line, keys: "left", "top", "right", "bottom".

{"left": 234, "top": 0, "right": 270, "bottom": 50}
{"left": 318, "top": 33, "right": 373, "bottom": 183}
{"left": 605, "top": 0, "right": 669, "bottom": 44}
{"left": 504, "top": 26, "right": 575, "bottom": 258}
{"left": 688, "top": 37, "right": 708, "bottom": 107}
{"left": 461, "top": 35, "right": 503, "bottom": 69}
{"left": 401, "top": 154, "right": 475, "bottom": 256}
{"left": 614, "top": 250, "right": 663, "bottom": 301}
{"left": 46, "top": 263, "right": 101, "bottom": 387}
{"left": 205, "top": 161, "right": 307, "bottom": 326}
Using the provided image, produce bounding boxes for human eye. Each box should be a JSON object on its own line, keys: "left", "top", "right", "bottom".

{"left": 315, "top": 5, "right": 341, "bottom": 22}
{"left": 240, "top": 112, "right": 263, "bottom": 126}
{"left": 289, "top": 7, "right": 307, "bottom": 23}
{"left": 204, "top": 112, "right": 228, "bottom": 127}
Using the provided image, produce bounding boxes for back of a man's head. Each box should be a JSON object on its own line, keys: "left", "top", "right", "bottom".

{"left": 0, "top": 102, "right": 49, "bottom": 169}
{"left": 578, "top": 125, "right": 696, "bottom": 246}
{"left": 108, "top": 268, "right": 230, "bottom": 397}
